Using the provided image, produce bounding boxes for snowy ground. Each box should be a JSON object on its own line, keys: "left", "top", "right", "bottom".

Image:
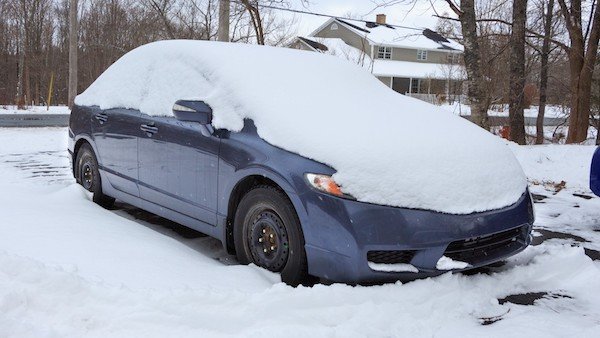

{"left": 0, "top": 127, "right": 599, "bottom": 337}
{"left": 0, "top": 105, "right": 70, "bottom": 115}
{"left": 441, "top": 102, "right": 569, "bottom": 119}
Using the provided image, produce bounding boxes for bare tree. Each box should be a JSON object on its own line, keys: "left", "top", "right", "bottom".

{"left": 557, "top": 0, "right": 600, "bottom": 143}
{"left": 535, "top": 0, "right": 555, "bottom": 144}
{"left": 508, "top": 0, "right": 527, "bottom": 144}
{"left": 444, "top": 0, "right": 490, "bottom": 129}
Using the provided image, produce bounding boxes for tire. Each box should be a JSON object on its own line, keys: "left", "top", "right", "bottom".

{"left": 75, "top": 143, "right": 115, "bottom": 208}
{"left": 234, "top": 186, "right": 310, "bottom": 286}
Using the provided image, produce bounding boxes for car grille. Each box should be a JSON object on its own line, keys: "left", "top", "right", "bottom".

{"left": 367, "top": 250, "right": 417, "bottom": 264}
{"left": 444, "top": 225, "right": 529, "bottom": 264}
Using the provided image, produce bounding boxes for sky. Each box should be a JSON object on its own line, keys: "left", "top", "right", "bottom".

{"left": 278, "top": 0, "right": 456, "bottom": 36}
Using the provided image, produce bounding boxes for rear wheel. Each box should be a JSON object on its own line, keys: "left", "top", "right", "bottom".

{"left": 75, "top": 143, "right": 115, "bottom": 208}
{"left": 234, "top": 186, "right": 310, "bottom": 286}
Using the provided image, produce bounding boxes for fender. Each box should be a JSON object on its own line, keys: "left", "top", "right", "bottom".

{"left": 71, "top": 133, "right": 98, "bottom": 174}
{"left": 217, "top": 165, "right": 310, "bottom": 247}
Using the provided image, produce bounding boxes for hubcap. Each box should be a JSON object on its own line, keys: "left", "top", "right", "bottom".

{"left": 81, "top": 162, "right": 93, "bottom": 190}
{"left": 248, "top": 210, "right": 289, "bottom": 272}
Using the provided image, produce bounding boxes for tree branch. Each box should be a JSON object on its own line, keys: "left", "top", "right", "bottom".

{"left": 443, "top": 0, "right": 462, "bottom": 16}
{"left": 434, "top": 14, "right": 570, "bottom": 51}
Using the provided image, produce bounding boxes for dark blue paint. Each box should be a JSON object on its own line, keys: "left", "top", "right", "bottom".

{"left": 69, "top": 105, "right": 534, "bottom": 283}
{"left": 591, "top": 147, "right": 600, "bottom": 196}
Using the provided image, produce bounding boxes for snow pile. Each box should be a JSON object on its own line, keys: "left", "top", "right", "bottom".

{"left": 76, "top": 40, "right": 527, "bottom": 214}
{"left": 509, "top": 144, "right": 596, "bottom": 190}
{"left": 436, "top": 256, "right": 470, "bottom": 270}
{"left": 368, "top": 262, "right": 419, "bottom": 273}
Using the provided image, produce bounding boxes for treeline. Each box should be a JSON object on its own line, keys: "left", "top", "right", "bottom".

{"left": 0, "top": 0, "right": 294, "bottom": 106}
{"left": 435, "top": 0, "right": 600, "bottom": 144}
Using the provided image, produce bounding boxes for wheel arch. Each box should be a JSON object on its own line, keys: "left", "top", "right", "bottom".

{"left": 224, "top": 173, "right": 305, "bottom": 255}
{"left": 72, "top": 136, "right": 94, "bottom": 180}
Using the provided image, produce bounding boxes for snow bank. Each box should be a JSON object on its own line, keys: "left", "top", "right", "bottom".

{"left": 76, "top": 40, "right": 527, "bottom": 214}
{"left": 510, "top": 144, "right": 596, "bottom": 190}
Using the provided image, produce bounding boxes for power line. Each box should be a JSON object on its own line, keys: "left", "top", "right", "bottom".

{"left": 231, "top": 1, "right": 424, "bottom": 32}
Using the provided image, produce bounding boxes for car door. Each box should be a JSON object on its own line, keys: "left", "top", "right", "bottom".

{"left": 92, "top": 108, "right": 142, "bottom": 197}
{"left": 137, "top": 114, "right": 219, "bottom": 225}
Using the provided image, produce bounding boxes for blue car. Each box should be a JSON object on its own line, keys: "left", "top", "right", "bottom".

{"left": 68, "top": 41, "right": 534, "bottom": 285}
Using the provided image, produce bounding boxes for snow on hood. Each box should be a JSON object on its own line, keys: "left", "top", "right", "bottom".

{"left": 75, "top": 40, "right": 527, "bottom": 214}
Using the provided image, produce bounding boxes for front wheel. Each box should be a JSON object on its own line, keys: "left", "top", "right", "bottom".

{"left": 234, "top": 186, "right": 310, "bottom": 286}
{"left": 75, "top": 143, "right": 115, "bottom": 208}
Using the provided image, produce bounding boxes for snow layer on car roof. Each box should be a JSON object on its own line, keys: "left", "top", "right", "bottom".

{"left": 75, "top": 40, "right": 526, "bottom": 214}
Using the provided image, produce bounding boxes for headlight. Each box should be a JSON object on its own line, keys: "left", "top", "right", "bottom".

{"left": 305, "top": 173, "right": 354, "bottom": 199}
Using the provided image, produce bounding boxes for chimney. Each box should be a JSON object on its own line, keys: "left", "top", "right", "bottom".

{"left": 376, "top": 14, "right": 386, "bottom": 25}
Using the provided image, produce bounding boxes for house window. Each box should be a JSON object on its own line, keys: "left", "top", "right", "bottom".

{"left": 330, "top": 23, "right": 338, "bottom": 30}
{"left": 377, "top": 46, "right": 392, "bottom": 59}
{"left": 411, "top": 79, "right": 421, "bottom": 93}
{"left": 417, "top": 49, "right": 428, "bottom": 60}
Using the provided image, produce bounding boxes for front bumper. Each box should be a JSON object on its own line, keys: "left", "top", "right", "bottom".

{"left": 300, "top": 190, "right": 534, "bottom": 283}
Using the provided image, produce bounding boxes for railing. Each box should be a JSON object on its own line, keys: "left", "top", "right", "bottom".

{"left": 405, "top": 93, "right": 439, "bottom": 104}
{"left": 0, "top": 114, "right": 70, "bottom": 127}
{"left": 405, "top": 93, "right": 467, "bottom": 105}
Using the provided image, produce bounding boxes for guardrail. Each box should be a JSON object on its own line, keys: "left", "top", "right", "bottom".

{"left": 0, "top": 114, "right": 70, "bottom": 127}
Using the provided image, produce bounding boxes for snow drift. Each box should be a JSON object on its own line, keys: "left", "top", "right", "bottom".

{"left": 75, "top": 40, "right": 527, "bottom": 214}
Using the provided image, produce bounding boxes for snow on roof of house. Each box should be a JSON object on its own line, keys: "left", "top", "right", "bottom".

{"left": 312, "top": 18, "right": 464, "bottom": 52}
{"left": 76, "top": 40, "right": 526, "bottom": 214}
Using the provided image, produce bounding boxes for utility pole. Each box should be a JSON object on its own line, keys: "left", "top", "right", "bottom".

{"left": 218, "top": 0, "right": 230, "bottom": 42}
{"left": 68, "top": 0, "right": 78, "bottom": 108}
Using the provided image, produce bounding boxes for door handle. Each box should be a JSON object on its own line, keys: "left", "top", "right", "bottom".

{"left": 94, "top": 113, "right": 108, "bottom": 124}
{"left": 141, "top": 124, "right": 159, "bottom": 137}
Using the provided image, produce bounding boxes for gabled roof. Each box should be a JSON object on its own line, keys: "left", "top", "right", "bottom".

{"left": 310, "top": 18, "right": 464, "bottom": 52}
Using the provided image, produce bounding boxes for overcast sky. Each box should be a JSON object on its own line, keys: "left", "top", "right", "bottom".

{"left": 281, "top": 0, "right": 455, "bottom": 36}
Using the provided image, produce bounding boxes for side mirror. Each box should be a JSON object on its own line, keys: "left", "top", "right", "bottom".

{"left": 172, "top": 100, "right": 212, "bottom": 124}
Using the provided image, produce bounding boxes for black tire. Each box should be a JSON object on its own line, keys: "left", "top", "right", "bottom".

{"left": 75, "top": 143, "right": 115, "bottom": 208}
{"left": 234, "top": 186, "right": 310, "bottom": 286}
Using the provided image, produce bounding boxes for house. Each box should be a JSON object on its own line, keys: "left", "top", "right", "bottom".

{"left": 289, "top": 15, "right": 465, "bottom": 103}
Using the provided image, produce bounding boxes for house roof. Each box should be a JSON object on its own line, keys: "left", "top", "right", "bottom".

{"left": 310, "top": 18, "right": 464, "bottom": 52}
{"left": 297, "top": 36, "right": 328, "bottom": 52}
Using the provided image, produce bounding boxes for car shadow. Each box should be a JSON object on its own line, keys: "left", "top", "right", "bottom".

{"left": 109, "top": 201, "right": 239, "bottom": 266}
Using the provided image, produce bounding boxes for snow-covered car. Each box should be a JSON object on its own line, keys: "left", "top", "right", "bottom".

{"left": 68, "top": 40, "right": 534, "bottom": 285}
